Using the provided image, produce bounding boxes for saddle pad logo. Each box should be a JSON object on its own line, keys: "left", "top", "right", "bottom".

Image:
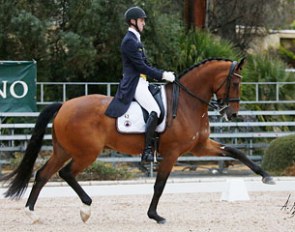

{"left": 124, "top": 120, "right": 131, "bottom": 127}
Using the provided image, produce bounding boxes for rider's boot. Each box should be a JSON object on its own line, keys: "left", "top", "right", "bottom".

{"left": 141, "top": 111, "right": 158, "bottom": 163}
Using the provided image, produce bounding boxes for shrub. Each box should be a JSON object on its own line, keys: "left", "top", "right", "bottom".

{"left": 5, "top": 152, "right": 133, "bottom": 181}
{"left": 78, "top": 161, "right": 133, "bottom": 181}
{"left": 262, "top": 135, "right": 295, "bottom": 174}
{"left": 279, "top": 46, "right": 295, "bottom": 67}
{"left": 176, "top": 29, "right": 240, "bottom": 72}
{"left": 241, "top": 52, "right": 295, "bottom": 122}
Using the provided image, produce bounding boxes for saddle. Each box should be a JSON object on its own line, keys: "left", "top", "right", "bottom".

{"left": 117, "top": 84, "right": 167, "bottom": 133}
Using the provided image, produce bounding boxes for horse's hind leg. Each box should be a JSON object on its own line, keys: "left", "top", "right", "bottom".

{"left": 25, "top": 149, "right": 70, "bottom": 223}
{"left": 58, "top": 156, "right": 97, "bottom": 223}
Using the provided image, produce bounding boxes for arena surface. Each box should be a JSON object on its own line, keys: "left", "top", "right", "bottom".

{"left": 0, "top": 177, "right": 294, "bottom": 232}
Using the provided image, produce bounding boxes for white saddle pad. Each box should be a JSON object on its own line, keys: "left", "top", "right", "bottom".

{"left": 117, "top": 86, "right": 167, "bottom": 133}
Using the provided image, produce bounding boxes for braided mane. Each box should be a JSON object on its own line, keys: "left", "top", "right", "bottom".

{"left": 178, "top": 58, "right": 233, "bottom": 78}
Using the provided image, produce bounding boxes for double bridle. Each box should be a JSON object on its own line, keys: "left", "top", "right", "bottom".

{"left": 173, "top": 61, "right": 242, "bottom": 114}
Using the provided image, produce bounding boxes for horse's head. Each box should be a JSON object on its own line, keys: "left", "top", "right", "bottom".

{"left": 214, "top": 58, "right": 245, "bottom": 121}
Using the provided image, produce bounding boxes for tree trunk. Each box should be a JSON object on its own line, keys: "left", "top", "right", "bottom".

{"left": 184, "top": 0, "right": 207, "bottom": 30}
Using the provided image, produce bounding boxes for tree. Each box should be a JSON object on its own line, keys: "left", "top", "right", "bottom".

{"left": 0, "top": 1, "right": 47, "bottom": 60}
{"left": 0, "top": 0, "right": 183, "bottom": 83}
{"left": 0, "top": 0, "right": 292, "bottom": 85}
{"left": 206, "top": 0, "right": 295, "bottom": 51}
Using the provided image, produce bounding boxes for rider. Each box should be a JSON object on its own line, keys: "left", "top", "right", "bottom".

{"left": 105, "top": 6, "right": 175, "bottom": 162}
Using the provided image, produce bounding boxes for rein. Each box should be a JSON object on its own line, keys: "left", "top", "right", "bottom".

{"left": 172, "top": 61, "right": 240, "bottom": 118}
{"left": 174, "top": 79, "right": 217, "bottom": 109}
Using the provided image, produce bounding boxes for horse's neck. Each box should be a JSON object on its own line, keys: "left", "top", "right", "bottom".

{"left": 176, "top": 67, "right": 216, "bottom": 125}
{"left": 181, "top": 68, "right": 214, "bottom": 104}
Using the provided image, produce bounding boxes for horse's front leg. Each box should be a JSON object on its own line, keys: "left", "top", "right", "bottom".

{"left": 147, "top": 156, "right": 177, "bottom": 224}
{"left": 191, "top": 140, "right": 275, "bottom": 185}
{"left": 223, "top": 146, "right": 275, "bottom": 185}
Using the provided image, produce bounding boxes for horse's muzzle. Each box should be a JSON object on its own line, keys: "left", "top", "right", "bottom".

{"left": 219, "top": 105, "right": 238, "bottom": 121}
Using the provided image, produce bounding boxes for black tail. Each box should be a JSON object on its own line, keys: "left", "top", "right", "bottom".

{"left": 0, "top": 103, "right": 62, "bottom": 199}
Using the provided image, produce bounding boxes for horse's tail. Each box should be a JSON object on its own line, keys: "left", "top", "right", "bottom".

{"left": 0, "top": 103, "right": 63, "bottom": 199}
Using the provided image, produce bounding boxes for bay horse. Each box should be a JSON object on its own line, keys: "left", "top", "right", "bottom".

{"left": 0, "top": 58, "right": 274, "bottom": 224}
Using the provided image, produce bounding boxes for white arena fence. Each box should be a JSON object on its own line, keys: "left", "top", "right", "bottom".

{"left": 35, "top": 81, "right": 295, "bottom": 105}
{"left": 1, "top": 110, "right": 295, "bottom": 176}
{"left": 1, "top": 80, "right": 295, "bottom": 176}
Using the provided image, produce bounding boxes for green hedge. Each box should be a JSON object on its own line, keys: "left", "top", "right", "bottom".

{"left": 79, "top": 161, "right": 133, "bottom": 181}
{"left": 262, "top": 135, "right": 295, "bottom": 174}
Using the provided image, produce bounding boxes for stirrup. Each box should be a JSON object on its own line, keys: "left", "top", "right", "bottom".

{"left": 141, "top": 147, "right": 154, "bottom": 162}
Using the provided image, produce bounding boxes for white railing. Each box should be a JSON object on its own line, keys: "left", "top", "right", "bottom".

{"left": 1, "top": 110, "right": 295, "bottom": 153}
{"left": 1, "top": 110, "right": 295, "bottom": 176}
{"left": 241, "top": 82, "right": 295, "bottom": 104}
{"left": 35, "top": 81, "right": 295, "bottom": 105}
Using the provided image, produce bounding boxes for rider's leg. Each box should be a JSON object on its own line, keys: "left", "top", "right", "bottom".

{"left": 142, "top": 111, "right": 158, "bottom": 162}
{"left": 134, "top": 78, "right": 160, "bottom": 162}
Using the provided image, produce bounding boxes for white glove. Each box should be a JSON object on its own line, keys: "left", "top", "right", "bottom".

{"left": 162, "top": 71, "right": 175, "bottom": 82}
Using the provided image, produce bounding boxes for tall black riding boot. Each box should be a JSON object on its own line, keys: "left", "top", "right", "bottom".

{"left": 141, "top": 111, "right": 158, "bottom": 162}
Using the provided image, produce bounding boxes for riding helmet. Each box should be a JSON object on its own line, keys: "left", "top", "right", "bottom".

{"left": 124, "top": 6, "right": 147, "bottom": 24}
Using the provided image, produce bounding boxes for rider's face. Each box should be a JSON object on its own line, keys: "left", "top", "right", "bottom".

{"left": 131, "top": 18, "right": 145, "bottom": 32}
{"left": 136, "top": 18, "right": 145, "bottom": 32}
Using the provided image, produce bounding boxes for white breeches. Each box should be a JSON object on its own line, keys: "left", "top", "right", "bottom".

{"left": 134, "top": 78, "right": 161, "bottom": 118}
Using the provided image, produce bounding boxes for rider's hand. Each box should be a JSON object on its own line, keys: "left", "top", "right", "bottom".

{"left": 162, "top": 71, "right": 175, "bottom": 82}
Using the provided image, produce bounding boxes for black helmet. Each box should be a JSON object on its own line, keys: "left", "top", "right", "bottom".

{"left": 124, "top": 6, "right": 147, "bottom": 24}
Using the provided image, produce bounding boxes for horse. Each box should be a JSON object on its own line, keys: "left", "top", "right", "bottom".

{"left": 0, "top": 58, "right": 274, "bottom": 224}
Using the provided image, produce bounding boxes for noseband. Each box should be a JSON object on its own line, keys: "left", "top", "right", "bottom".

{"left": 173, "top": 61, "right": 241, "bottom": 117}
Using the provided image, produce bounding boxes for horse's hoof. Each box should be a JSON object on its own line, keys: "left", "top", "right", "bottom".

{"left": 25, "top": 207, "right": 40, "bottom": 224}
{"left": 157, "top": 218, "right": 166, "bottom": 224}
{"left": 80, "top": 204, "right": 91, "bottom": 223}
{"left": 148, "top": 211, "right": 166, "bottom": 224}
{"left": 262, "top": 176, "right": 276, "bottom": 185}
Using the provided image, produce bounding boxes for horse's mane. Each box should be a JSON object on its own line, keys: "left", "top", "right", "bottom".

{"left": 178, "top": 58, "right": 233, "bottom": 78}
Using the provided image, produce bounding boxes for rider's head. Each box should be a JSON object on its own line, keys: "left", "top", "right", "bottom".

{"left": 124, "top": 6, "right": 147, "bottom": 33}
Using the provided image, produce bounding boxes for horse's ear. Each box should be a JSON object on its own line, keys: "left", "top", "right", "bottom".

{"left": 237, "top": 57, "right": 246, "bottom": 70}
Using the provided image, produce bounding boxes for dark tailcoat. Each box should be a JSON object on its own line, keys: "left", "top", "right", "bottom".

{"left": 105, "top": 31, "right": 163, "bottom": 118}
